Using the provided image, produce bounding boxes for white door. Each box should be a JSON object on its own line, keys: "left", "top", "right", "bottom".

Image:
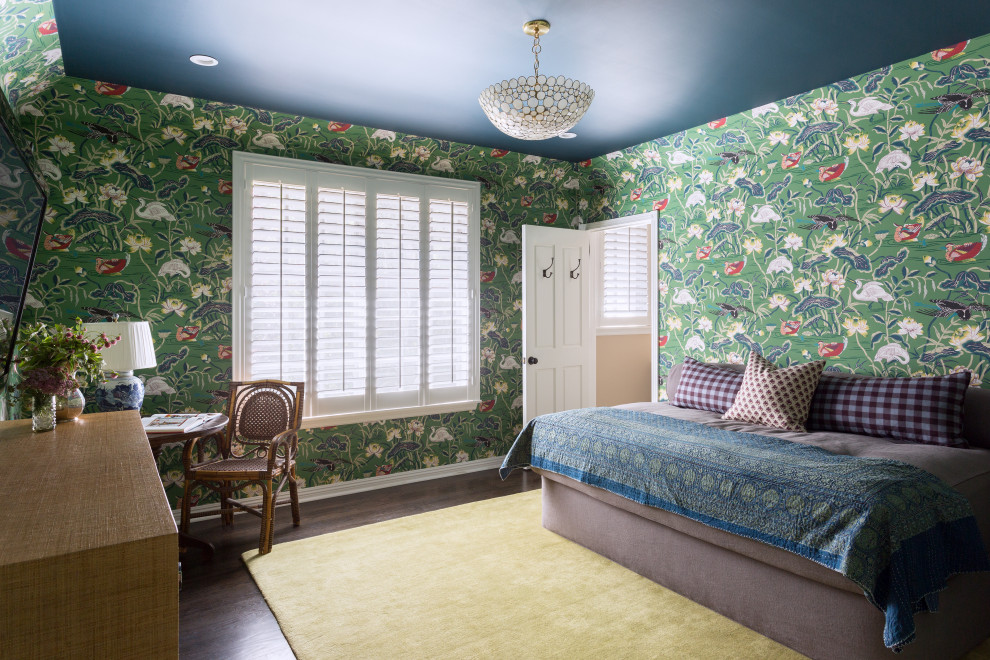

{"left": 522, "top": 225, "right": 595, "bottom": 424}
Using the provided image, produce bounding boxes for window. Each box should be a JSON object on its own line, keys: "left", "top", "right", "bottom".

{"left": 585, "top": 213, "right": 655, "bottom": 333}
{"left": 232, "top": 152, "right": 480, "bottom": 426}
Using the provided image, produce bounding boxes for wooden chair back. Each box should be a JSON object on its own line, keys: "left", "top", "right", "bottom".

{"left": 222, "top": 380, "right": 304, "bottom": 458}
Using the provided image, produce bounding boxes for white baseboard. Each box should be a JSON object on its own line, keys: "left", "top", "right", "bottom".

{"left": 172, "top": 455, "right": 506, "bottom": 522}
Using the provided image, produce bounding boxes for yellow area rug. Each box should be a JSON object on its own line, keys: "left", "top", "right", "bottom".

{"left": 243, "top": 490, "right": 990, "bottom": 660}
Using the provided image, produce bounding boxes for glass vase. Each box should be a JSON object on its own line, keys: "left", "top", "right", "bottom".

{"left": 55, "top": 387, "right": 85, "bottom": 422}
{"left": 31, "top": 394, "right": 56, "bottom": 432}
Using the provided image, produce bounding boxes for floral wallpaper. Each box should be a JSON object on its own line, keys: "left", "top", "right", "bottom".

{"left": 0, "top": 2, "right": 580, "bottom": 506}
{"left": 1, "top": 0, "right": 989, "bottom": 507}
{"left": 584, "top": 34, "right": 990, "bottom": 398}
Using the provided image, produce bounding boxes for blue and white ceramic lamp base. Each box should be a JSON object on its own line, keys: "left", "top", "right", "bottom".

{"left": 95, "top": 370, "right": 146, "bottom": 412}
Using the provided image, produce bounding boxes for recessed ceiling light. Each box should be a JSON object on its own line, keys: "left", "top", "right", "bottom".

{"left": 558, "top": 132, "right": 577, "bottom": 139}
{"left": 190, "top": 54, "right": 219, "bottom": 67}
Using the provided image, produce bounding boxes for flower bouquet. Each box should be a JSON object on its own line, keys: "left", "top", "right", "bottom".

{"left": 15, "top": 318, "right": 120, "bottom": 430}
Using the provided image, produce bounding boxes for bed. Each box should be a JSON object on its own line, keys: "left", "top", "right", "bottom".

{"left": 501, "top": 362, "right": 990, "bottom": 660}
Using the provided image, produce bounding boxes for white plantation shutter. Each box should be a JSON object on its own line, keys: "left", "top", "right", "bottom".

{"left": 246, "top": 177, "right": 308, "bottom": 381}
{"left": 374, "top": 191, "right": 422, "bottom": 408}
{"left": 233, "top": 153, "right": 480, "bottom": 425}
{"left": 601, "top": 224, "right": 650, "bottom": 324}
{"left": 427, "top": 198, "right": 471, "bottom": 395}
{"left": 315, "top": 182, "right": 367, "bottom": 410}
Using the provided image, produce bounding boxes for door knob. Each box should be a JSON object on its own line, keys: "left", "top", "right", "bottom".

{"left": 527, "top": 356, "right": 539, "bottom": 365}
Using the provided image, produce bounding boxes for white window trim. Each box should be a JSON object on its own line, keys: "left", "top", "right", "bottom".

{"left": 581, "top": 211, "right": 659, "bottom": 402}
{"left": 232, "top": 151, "right": 481, "bottom": 427}
{"left": 582, "top": 212, "right": 657, "bottom": 335}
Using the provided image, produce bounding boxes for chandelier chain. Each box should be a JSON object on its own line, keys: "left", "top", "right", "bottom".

{"left": 532, "top": 29, "right": 542, "bottom": 78}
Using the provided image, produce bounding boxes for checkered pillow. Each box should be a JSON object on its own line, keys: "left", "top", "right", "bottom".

{"left": 670, "top": 358, "right": 744, "bottom": 413}
{"left": 722, "top": 353, "right": 825, "bottom": 431}
{"left": 807, "top": 372, "right": 970, "bottom": 446}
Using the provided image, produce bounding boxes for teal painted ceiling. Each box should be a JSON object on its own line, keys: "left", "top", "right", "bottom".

{"left": 51, "top": 0, "right": 990, "bottom": 161}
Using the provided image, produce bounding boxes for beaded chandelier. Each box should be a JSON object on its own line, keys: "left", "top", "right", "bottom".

{"left": 478, "top": 20, "right": 594, "bottom": 141}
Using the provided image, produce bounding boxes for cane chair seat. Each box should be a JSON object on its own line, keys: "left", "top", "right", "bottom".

{"left": 179, "top": 380, "right": 304, "bottom": 554}
{"left": 191, "top": 457, "right": 277, "bottom": 474}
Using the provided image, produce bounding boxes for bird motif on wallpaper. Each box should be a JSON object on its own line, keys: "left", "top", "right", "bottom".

{"left": 750, "top": 205, "right": 781, "bottom": 224}
{"left": 800, "top": 214, "right": 860, "bottom": 231}
{"left": 94, "top": 256, "right": 129, "bottom": 275}
{"left": 135, "top": 199, "right": 178, "bottom": 223}
{"left": 672, "top": 289, "right": 697, "bottom": 305}
{"left": 818, "top": 158, "right": 848, "bottom": 182}
{"left": 160, "top": 93, "right": 194, "bottom": 110}
{"left": 847, "top": 96, "right": 894, "bottom": 116}
{"left": 143, "top": 376, "right": 177, "bottom": 396}
{"left": 252, "top": 130, "right": 285, "bottom": 150}
{"left": 714, "top": 149, "right": 755, "bottom": 165}
{"left": 916, "top": 299, "right": 990, "bottom": 320}
{"left": 711, "top": 302, "right": 753, "bottom": 318}
{"left": 751, "top": 102, "right": 779, "bottom": 117}
{"left": 894, "top": 223, "right": 923, "bottom": 242}
{"left": 767, "top": 255, "right": 793, "bottom": 275}
{"left": 43, "top": 233, "right": 72, "bottom": 251}
{"left": 852, "top": 280, "right": 894, "bottom": 303}
{"left": 946, "top": 235, "right": 987, "bottom": 262}
{"left": 685, "top": 189, "right": 706, "bottom": 207}
{"left": 81, "top": 306, "right": 139, "bottom": 322}
{"left": 724, "top": 258, "right": 746, "bottom": 276}
{"left": 920, "top": 85, "right": 990, "bottom": 114}
{"left": 818, "top": 341, "right": 846, "bottom": 358}
{"left": 874, "top": 343, "right": 910, "bottom": 364}
{"left": 74, "top": 121, "right": 138, "bottom": 144}
{"left": 157, "top": 258, "right": 191, "bottom": 278}
{"left": 875, "top": 149, "right": 912, "bottom": 173}
{"left": 0, "top": 162, "right": 23, "bottom": 187}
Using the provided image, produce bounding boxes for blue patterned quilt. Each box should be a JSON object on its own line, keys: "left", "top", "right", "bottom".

{"left": 500, "top": 407, "right": 990, "bottom": 649}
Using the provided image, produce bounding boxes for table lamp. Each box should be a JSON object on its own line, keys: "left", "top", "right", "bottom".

{"left": 84, "top": 321, "right": 158, "bottom": 412}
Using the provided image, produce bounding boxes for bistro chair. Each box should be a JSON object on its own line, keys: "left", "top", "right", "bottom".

{"left": 180, "top": 380, "right": 304, "bottom": 554}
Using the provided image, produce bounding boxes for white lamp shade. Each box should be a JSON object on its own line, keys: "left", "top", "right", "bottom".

{"left": 84, "top": 321, "right": 157, "bottom": 372}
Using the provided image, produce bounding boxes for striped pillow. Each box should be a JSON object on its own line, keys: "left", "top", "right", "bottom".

{"left": 722, "top": 353, "right": 825, "bottom": 431}
{"left": 807, "top": 372, "right": 970, "bottom": 446}
{"left": 671, "top": 357, "right": 744, "bottom": 414}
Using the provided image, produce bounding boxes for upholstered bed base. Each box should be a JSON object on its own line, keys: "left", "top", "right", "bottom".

{"left": 539, "top": 470, "right": 990, "bottom": 660}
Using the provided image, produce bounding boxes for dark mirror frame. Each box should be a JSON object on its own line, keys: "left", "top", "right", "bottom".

{"left": 0, "top": 114, "right": 48, "bottom": 386}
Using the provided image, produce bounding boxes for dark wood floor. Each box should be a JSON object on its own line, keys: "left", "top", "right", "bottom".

{"left": 179, "top": 468, "right": 542, "bottom": 659}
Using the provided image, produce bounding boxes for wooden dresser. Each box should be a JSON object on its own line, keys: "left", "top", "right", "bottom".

{"left": 0, "top": 411, "right": 178, "bottom": 658}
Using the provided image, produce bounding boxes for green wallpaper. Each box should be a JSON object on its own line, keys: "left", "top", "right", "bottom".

{"left": 0, "top": 3, "right": 580, "bottom": 505}
{"left": 585, "top": 35, "right": 990, "bottom": 398}
{"left": 1, "top": 2, "right": 989, "bottom": 507}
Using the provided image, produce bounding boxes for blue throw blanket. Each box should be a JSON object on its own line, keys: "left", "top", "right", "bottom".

{"left": 500, "top": 408, "right": 990, "bottom": 649}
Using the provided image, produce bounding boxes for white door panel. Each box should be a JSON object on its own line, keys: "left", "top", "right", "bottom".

{"left": 522, "top": 225, "right": 594, "bottom": 425}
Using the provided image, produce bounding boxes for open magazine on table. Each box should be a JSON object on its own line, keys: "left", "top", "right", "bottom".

{"left": 142, "top": 412, "right": 223, "bottom": 434}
